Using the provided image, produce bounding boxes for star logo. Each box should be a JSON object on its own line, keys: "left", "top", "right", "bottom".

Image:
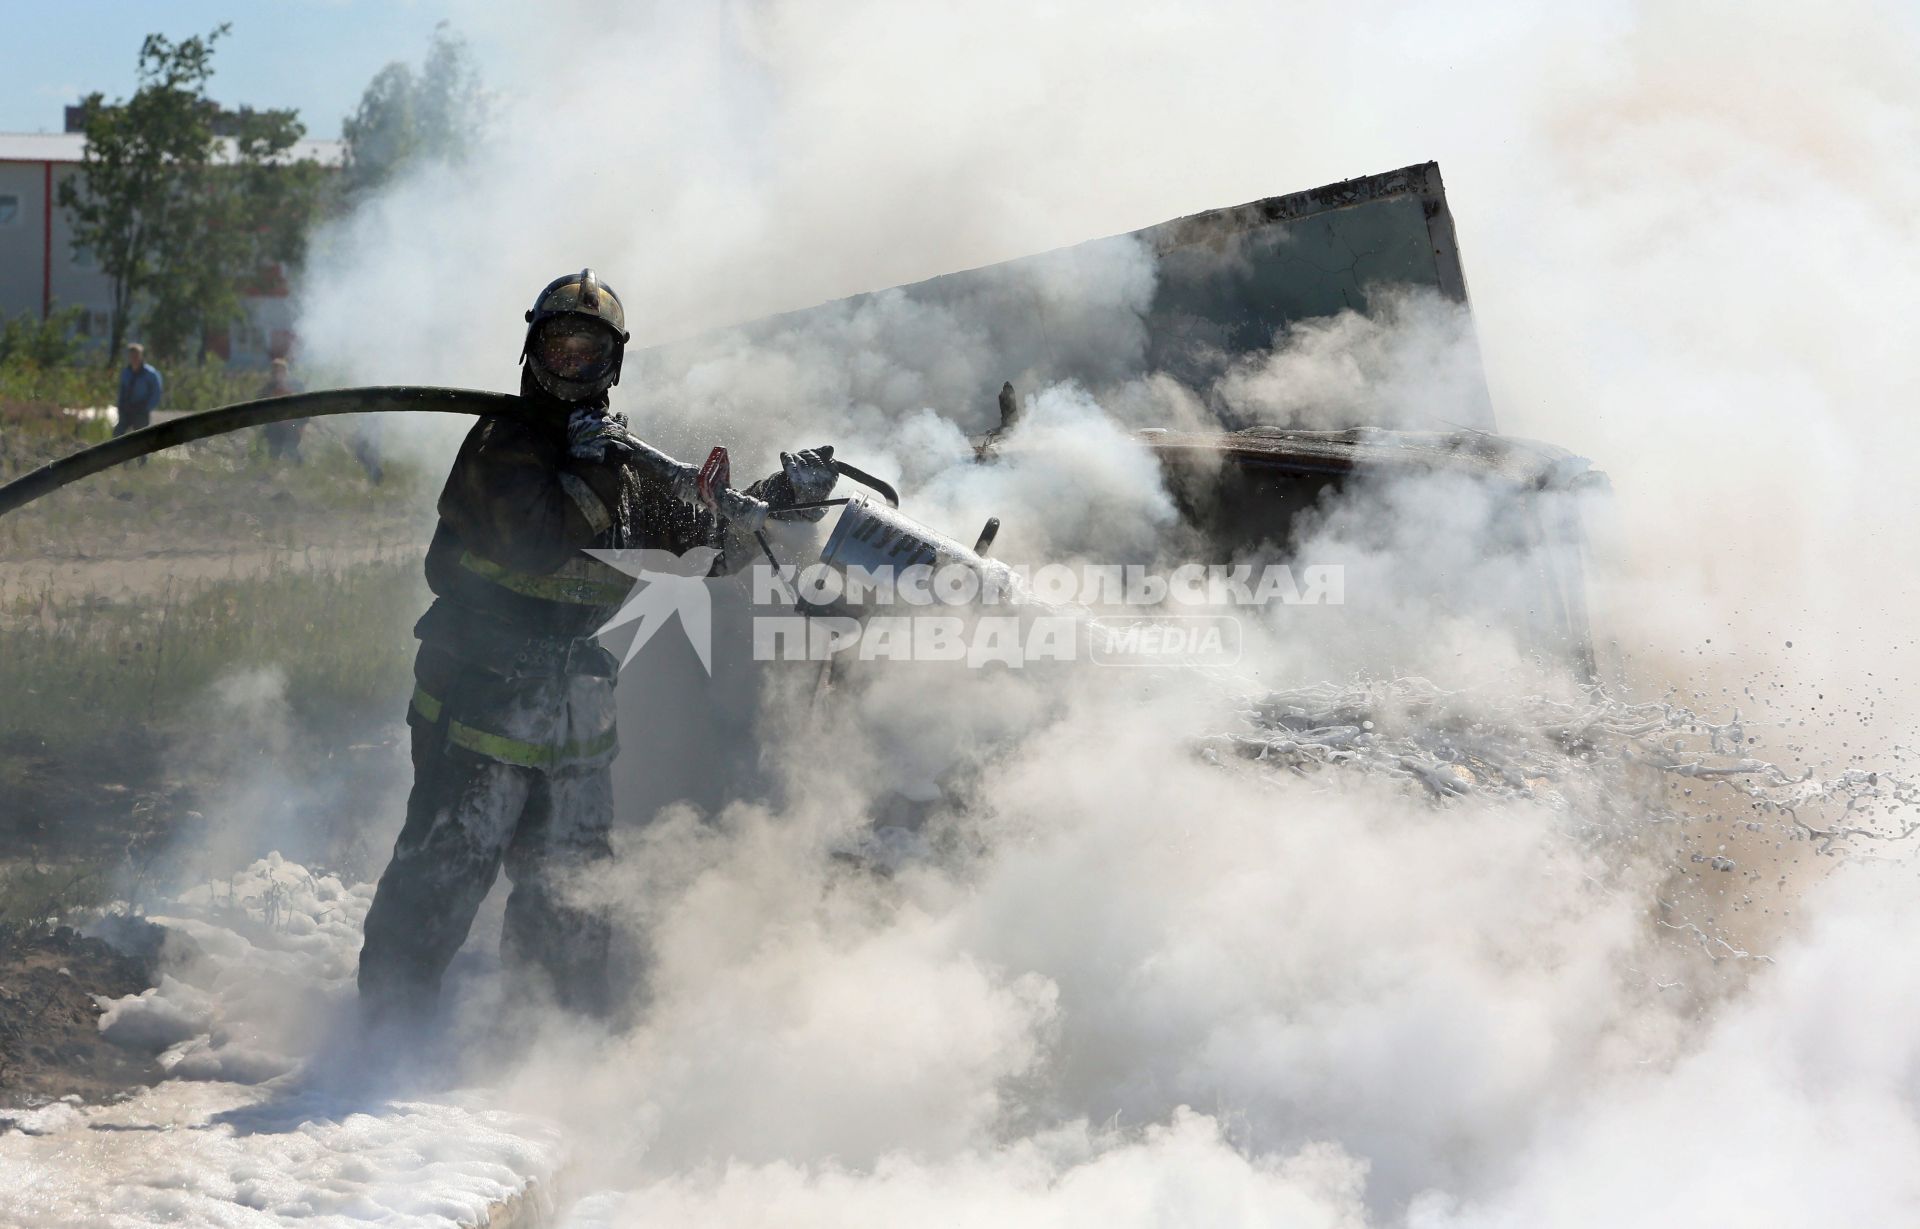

{"left": 587, "top": 547, "right": 722, "bottom": 674}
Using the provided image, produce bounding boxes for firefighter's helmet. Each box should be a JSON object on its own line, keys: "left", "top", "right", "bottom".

{"left": 520, "top": 268, "right": 631, "bottom": 402}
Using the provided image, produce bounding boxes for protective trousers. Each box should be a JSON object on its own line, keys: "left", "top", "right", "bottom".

{"left": 357, "top": 719, "right": 614, "bottom": 1023}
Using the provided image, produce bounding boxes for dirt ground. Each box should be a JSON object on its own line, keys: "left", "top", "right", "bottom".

{"left": 0, "top": 730, "right": 216, "bottom": 1109}
{"left": 0, "top": 921, "right": 167, "bottom": 1108}
{"left": 0, "top": 407, "right": 432, "bottom": 1109}
{"left": 0, "top": 705, "right": 407, "bottom": 1112}
{"left": 1, "top": 544, "right": 415, "bottom": 604}
{"left": 0, "top": 400, "right": 439, "bottom": 567}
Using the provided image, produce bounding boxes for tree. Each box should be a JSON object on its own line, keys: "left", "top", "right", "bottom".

{"left": 144, "top": 106, "right": 328, "bottom": 359}
{"left": 59, "top": 28, "right": 226, "bottom": 362}
{"left": 60, "top": 28, "right": 329, "bottom": 362}
{"left": 340, "top": 22, "right": 487, "bottom": 200}
{"left": 0, "top": 306, "right": 86, "bottom": 368}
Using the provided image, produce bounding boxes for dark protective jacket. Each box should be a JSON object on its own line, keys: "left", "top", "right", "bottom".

{"left": 407, "top": 386, "right": 778, "bottom": 771}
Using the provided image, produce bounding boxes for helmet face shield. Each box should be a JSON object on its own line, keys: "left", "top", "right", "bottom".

{"left": 531, "top": 316, "right": 620, "bottom": 386}
{"left": 521, "top": 268, "right": 630, "bottom": 402}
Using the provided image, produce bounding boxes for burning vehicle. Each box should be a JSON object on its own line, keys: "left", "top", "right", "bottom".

{"left": 634, "top": 161, "right": 1611, "bottom": 680}
{"left": 581, "top": 164, "right": 1617, "bottom": 844}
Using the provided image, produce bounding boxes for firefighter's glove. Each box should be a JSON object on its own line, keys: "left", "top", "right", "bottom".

{"left": 566, "top": 407, "right": 632, "bottom": 463}
{"left": 772, "top": 445, "right": 838, "bottom": 523}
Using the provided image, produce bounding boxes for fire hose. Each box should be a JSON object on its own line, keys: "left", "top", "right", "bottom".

{"left": 0, "top": 385, "right": 1050, "bottom": 687}
{"left": 0, "top": 386, "right": 899, "bottom": 524}
{"left": 0, "top": 384, "right": 1245, "bottom": 687}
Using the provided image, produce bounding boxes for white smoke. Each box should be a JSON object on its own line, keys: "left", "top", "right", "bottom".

{"left": 1216, "top": 290, "right": 1489, "bottom": 433}
{"left": 273, "top": 0, "right": 1920, "bottom": 1226}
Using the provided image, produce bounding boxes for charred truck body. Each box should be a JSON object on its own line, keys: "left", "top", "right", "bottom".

{"left": 632, "top": 162, "right": 1607, "bottom": 687}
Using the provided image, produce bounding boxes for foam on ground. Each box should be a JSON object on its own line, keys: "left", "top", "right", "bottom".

{"left": 0, "top": 1081, "right": 561, "bottom": 1228}
{"left": 0, "top": 856, "right": 564, "bottom": 1229}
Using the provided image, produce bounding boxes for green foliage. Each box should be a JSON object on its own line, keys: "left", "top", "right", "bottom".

{"left": 58, "top": 28, "right": 227, "bottom": 361}
{"left": 58, "top": 27, "right": 329, "bottom": 363}
{"left": 0, "top": 366, "right": 115, "bottom": 417}
{"left": 160, "top": 359, "right": 269, "bottom": 416}
{"left": 0, "top": 864, "right": 113, "bottom": 928}
{"left": 144, "top": 106, "right": 329, "bottom": 360}
{"left": 341, "top": 22, "right": 487, "bottom": 199}
{"left": 0, "top": 307, "right": 87, "bottom": 368}
{"left": 228, "top": 109, "right": 332, "bottom": 279}
{"left": 0, "top": 357, "right": 258, "bottom": 424}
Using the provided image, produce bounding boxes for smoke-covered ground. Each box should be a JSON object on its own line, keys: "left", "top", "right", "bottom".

{"left": 7, "top": 665, "right": 1915, "bottom": 1225}
{"left": 8, "top": 0, "right": 1920, "bottom": 1225}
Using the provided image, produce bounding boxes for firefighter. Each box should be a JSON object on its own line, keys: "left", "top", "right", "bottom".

{"left": 357, "top": 269, "right": 835, "bottom": 1023}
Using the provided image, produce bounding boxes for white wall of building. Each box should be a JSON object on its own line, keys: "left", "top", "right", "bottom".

{"left": 0, "top": 131, "right": 340, "bottom": 366}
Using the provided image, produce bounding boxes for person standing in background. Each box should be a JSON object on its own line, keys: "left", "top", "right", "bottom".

{"left": 258, "top": 358, "right": 307, "bottom": 463}
{"left": 114, "top": 344, "right": 163, "bottom": 438}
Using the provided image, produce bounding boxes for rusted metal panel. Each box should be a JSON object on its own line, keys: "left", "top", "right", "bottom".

{"left": 1138, "top": 162, "right": 1478, "bottom": 405}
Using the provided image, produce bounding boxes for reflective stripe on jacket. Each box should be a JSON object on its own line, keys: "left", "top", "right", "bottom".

{"left": 454, "top": 548, "right": 634, "bottom": 609}
{"left": 420, "top": 408, "right": 734, "bottom": 642}
{"left": 407, "top": 395, "right": 773, "bottom": 772}
{"left": 409, "top": 681, "right": 618, "bottom": 770}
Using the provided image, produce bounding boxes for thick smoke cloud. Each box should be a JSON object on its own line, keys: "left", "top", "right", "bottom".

{"left": 1217, "top": 290, "right": 1489, "bottom": 434}
{"left": 271, "top": 0, "right": 1920, "bottom": 1225}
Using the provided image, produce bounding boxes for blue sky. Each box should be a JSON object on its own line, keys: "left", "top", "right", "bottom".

{"left": 0, "top": 1, "right": 488, "bottom": 138}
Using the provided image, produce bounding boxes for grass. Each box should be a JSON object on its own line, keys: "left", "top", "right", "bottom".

{"left": 0, "top": 366, "right": 445, "bottom": 934}
{"left": 0, "top": 554, "right": 427, "bottom": 747}
{"left": 0, "top": 556, "right": 429, "bottom": 919}
{"left": 0, "top": 430, "right": 427, "bottom": 557}
{"left": 0, "top": 357, "right": 263, "bottom": 416}
{"left": 1, "top": 389, "right": 435, "bottom": 559}
{"left": 0, "top": 864, "right": 115, "bottom": 929}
